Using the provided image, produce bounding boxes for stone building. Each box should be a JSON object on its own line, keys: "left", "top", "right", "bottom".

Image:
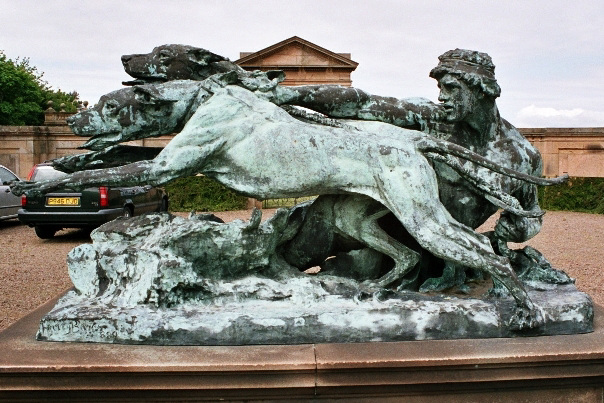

{"left": 521, "top": 128, "right": 604, "bottom": 178}
{"left": 236, "top": 36, "right": 358, "bottom": 87}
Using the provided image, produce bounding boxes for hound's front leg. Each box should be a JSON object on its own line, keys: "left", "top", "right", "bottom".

{"left": 12, "top": 160, "right": 155, "bottom": 197}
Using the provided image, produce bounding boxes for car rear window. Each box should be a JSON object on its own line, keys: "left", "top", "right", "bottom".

{"left": 31, "top": 166, "right": 68, "bottom": 181}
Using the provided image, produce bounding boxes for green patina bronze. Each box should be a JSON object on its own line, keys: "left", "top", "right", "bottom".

{"left": 12, "top": 45, "right": 592, "bottom": 344}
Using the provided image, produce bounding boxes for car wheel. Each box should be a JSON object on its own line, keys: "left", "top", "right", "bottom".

{"left": 159, "top": 197, "right": 169, "bottom": 212}
{"left": 82, "top": 227, "right": 95, "bottom": 237}
{"left": 122, "top": 206, "right": 133, "bottom": 218}
{"left": 35, "top": 226, "right": 57, "bottom": 239}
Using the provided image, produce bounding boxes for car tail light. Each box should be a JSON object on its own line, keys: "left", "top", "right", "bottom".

{"left": 99, "top": 186, "right": 109, "bottom": 207}
{"left": 26, "top": 166, "right": 36, "bottom": 181}
{"left": 21, "top": 194, "right": 27, "bottom": 207}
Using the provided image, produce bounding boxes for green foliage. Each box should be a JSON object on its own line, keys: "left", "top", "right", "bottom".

{"left": 538, "top": 177, "right": 604, "bottom": 214}
{"left": 165, "top": 175, "right": 248, "bottom": 212}
{"left": 0, "top": 51, "right": 45, "bottom": 125}
{"left": 166, "top": 175, "right": 604, "bottom": 214}
{"left": 0, "top": 50, "right": 78, "bottom": 125}
{"left": 44, "top": 89, "right": 79, "bottom": 113}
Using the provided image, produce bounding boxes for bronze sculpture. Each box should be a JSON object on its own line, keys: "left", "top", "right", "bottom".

{"left": 12, "top": 45, "right": 592, "bottom": 344}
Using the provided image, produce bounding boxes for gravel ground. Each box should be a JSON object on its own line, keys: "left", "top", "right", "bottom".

{"left": 1, "top": 209, "right": 602, "bottom": 332}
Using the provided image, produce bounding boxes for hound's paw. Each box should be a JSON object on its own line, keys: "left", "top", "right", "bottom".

{"left": 359, "top": 279, "right": 384, "bottom": 292}
{"left": 10, "top": 181, "right": 39, "bottom": 196}
{"left": 507, "top": 305, "right": 544, "bottom": 331}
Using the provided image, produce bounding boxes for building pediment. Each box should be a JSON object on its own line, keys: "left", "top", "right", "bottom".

{"left": 236, "top": 36, "right": 358, "bottom": 70}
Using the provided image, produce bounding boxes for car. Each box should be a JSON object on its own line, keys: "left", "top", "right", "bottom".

{"left": 0, "top": 164, "right": 22, "bottom": 221}
{"left": 18, "top": 163, "right": 169, "bottom": 239}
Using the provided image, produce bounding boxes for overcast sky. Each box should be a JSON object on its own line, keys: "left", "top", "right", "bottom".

{"left": 1, "top": 0, "right": 603, "bottom": 127}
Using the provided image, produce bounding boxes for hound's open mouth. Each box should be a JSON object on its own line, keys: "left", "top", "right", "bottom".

{"left": 122, "top": 77, "right": 167, "bottom": 86}
{"left": 80, "top": 132, "right": 123, "bottom": 150}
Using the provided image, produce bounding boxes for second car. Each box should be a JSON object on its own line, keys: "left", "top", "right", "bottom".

{"left": 18, "top": 163, "right": 168, "bottom": 239}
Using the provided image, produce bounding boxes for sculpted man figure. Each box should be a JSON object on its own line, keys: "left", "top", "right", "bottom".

{"left": 271, "top": 49, "right": 551, "bottom": 288}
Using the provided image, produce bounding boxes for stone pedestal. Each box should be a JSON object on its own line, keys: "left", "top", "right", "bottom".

{"left": 0, "top": 295, "right": 602, "bottom": 402}
{"left": 37, "top": 283, "right": 594, "bottom": 344}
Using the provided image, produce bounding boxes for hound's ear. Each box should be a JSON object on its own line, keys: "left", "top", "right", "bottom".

{"left": 133, "top": 86, "right": 176, "bottom": 105}
{"left": 266, "top": 70, "right": 285, "bottom": 83}
{"left": 188, "top": 47, "right": 228, "bottom": 67}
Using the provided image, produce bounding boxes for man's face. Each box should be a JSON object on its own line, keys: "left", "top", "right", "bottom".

{"left": 437, "top": 74, "right": 480, "bottom": 123}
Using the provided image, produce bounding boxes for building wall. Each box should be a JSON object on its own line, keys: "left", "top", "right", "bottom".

{"left": 520, "top": 128, "right": 604, "bottom": 178}
{"left": 2, "top": 115, "right": 604, "bottom": 180}
{"left": 0, "top": 113, "right": 172, "bottom": 179}
{"left": 0, "top": 125, "right": 74, "bottom": 179}
{"left": 236, "top": 37, "right": 358, "bottom": 87}
{"left": 276, "top": 67, "right": 354, "bottom": 86}
{"left": 240, "top": 46, "right": 354, "bottom": 86}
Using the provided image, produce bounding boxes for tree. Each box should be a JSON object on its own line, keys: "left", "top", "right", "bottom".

{"left": 0, "top": 50, "right": 78, "bottom": 126}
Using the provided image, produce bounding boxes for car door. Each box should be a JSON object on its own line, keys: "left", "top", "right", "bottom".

{"left": 134, "top": 185, "right": 160, "bottom": 213}
{"left": 140, "top": 185, "right": 161, "bottom": 213}
{"left": 0, "top": 166, "right": 22, "bottom": 219}
{"left": 117, "top": 185, "right": 156, "bottom": 214}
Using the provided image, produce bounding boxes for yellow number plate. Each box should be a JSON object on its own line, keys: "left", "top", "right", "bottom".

{"left": 46, "top": 197, "right": 80, "bottom": 206}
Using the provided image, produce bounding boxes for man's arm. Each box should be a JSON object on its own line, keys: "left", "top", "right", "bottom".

{"left": 493, "top": 131, "right": 546, "bottom": 244}
{"left": 494, "top": 184, "right": 543, "bottom": 244}
{"left": 271, "top": 85, "right": 442, "bottom": 131}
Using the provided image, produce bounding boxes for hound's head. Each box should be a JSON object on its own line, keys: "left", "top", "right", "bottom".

{"left": 121, "top": 44, "right": 242, "bottom": 85}
{"left": 67, "top": 80, "right": 207, "bottom": 150}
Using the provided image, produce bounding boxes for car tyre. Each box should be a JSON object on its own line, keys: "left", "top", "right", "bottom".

{"left": 35, "top": 226, "right": 58, "bottom": 239}
{"left": 122, "top": 206, "right": 133, "bottom": 218}
{"left": 159, "top": 197, "right": 169, "bottom": 212}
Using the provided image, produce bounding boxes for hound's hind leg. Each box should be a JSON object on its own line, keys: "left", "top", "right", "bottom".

{"left": 333, "top": 196, "right": 420, "bottom": 289}
{"left": 374, "top": 169, "right": 543, "bottom": 330}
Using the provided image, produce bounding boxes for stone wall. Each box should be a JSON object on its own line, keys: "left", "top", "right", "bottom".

{"left": 0, "top": 113, "right": 172, "bottom": 179}
{"left": 1, "top": 117, "right": 603, "bottom": 180}
{"left": 0, "top": 125, "right": 75, "bottom": 179}
{"left": 520, "top": 128, "right": 604, "bottom": 178}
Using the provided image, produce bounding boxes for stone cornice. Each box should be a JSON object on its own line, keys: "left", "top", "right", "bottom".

{"left": 235, "top": 36, "right": 358, "bottom": 70}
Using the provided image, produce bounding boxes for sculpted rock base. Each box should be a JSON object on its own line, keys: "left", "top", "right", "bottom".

{"left": 34, "top": 212, "right": 593, "bottom": 345}
{"left": 32, "top": 211, "right": 593, "bottom": 345}
{"left": 37, "top": 282, "right": 593, "bottom": 345}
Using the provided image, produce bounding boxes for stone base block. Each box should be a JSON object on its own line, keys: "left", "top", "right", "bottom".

{"left": 36, "top": 283, "right": 593, "bottom": 345}
{"left": 0, "top": 297, "right": 602, "bottom": 402}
